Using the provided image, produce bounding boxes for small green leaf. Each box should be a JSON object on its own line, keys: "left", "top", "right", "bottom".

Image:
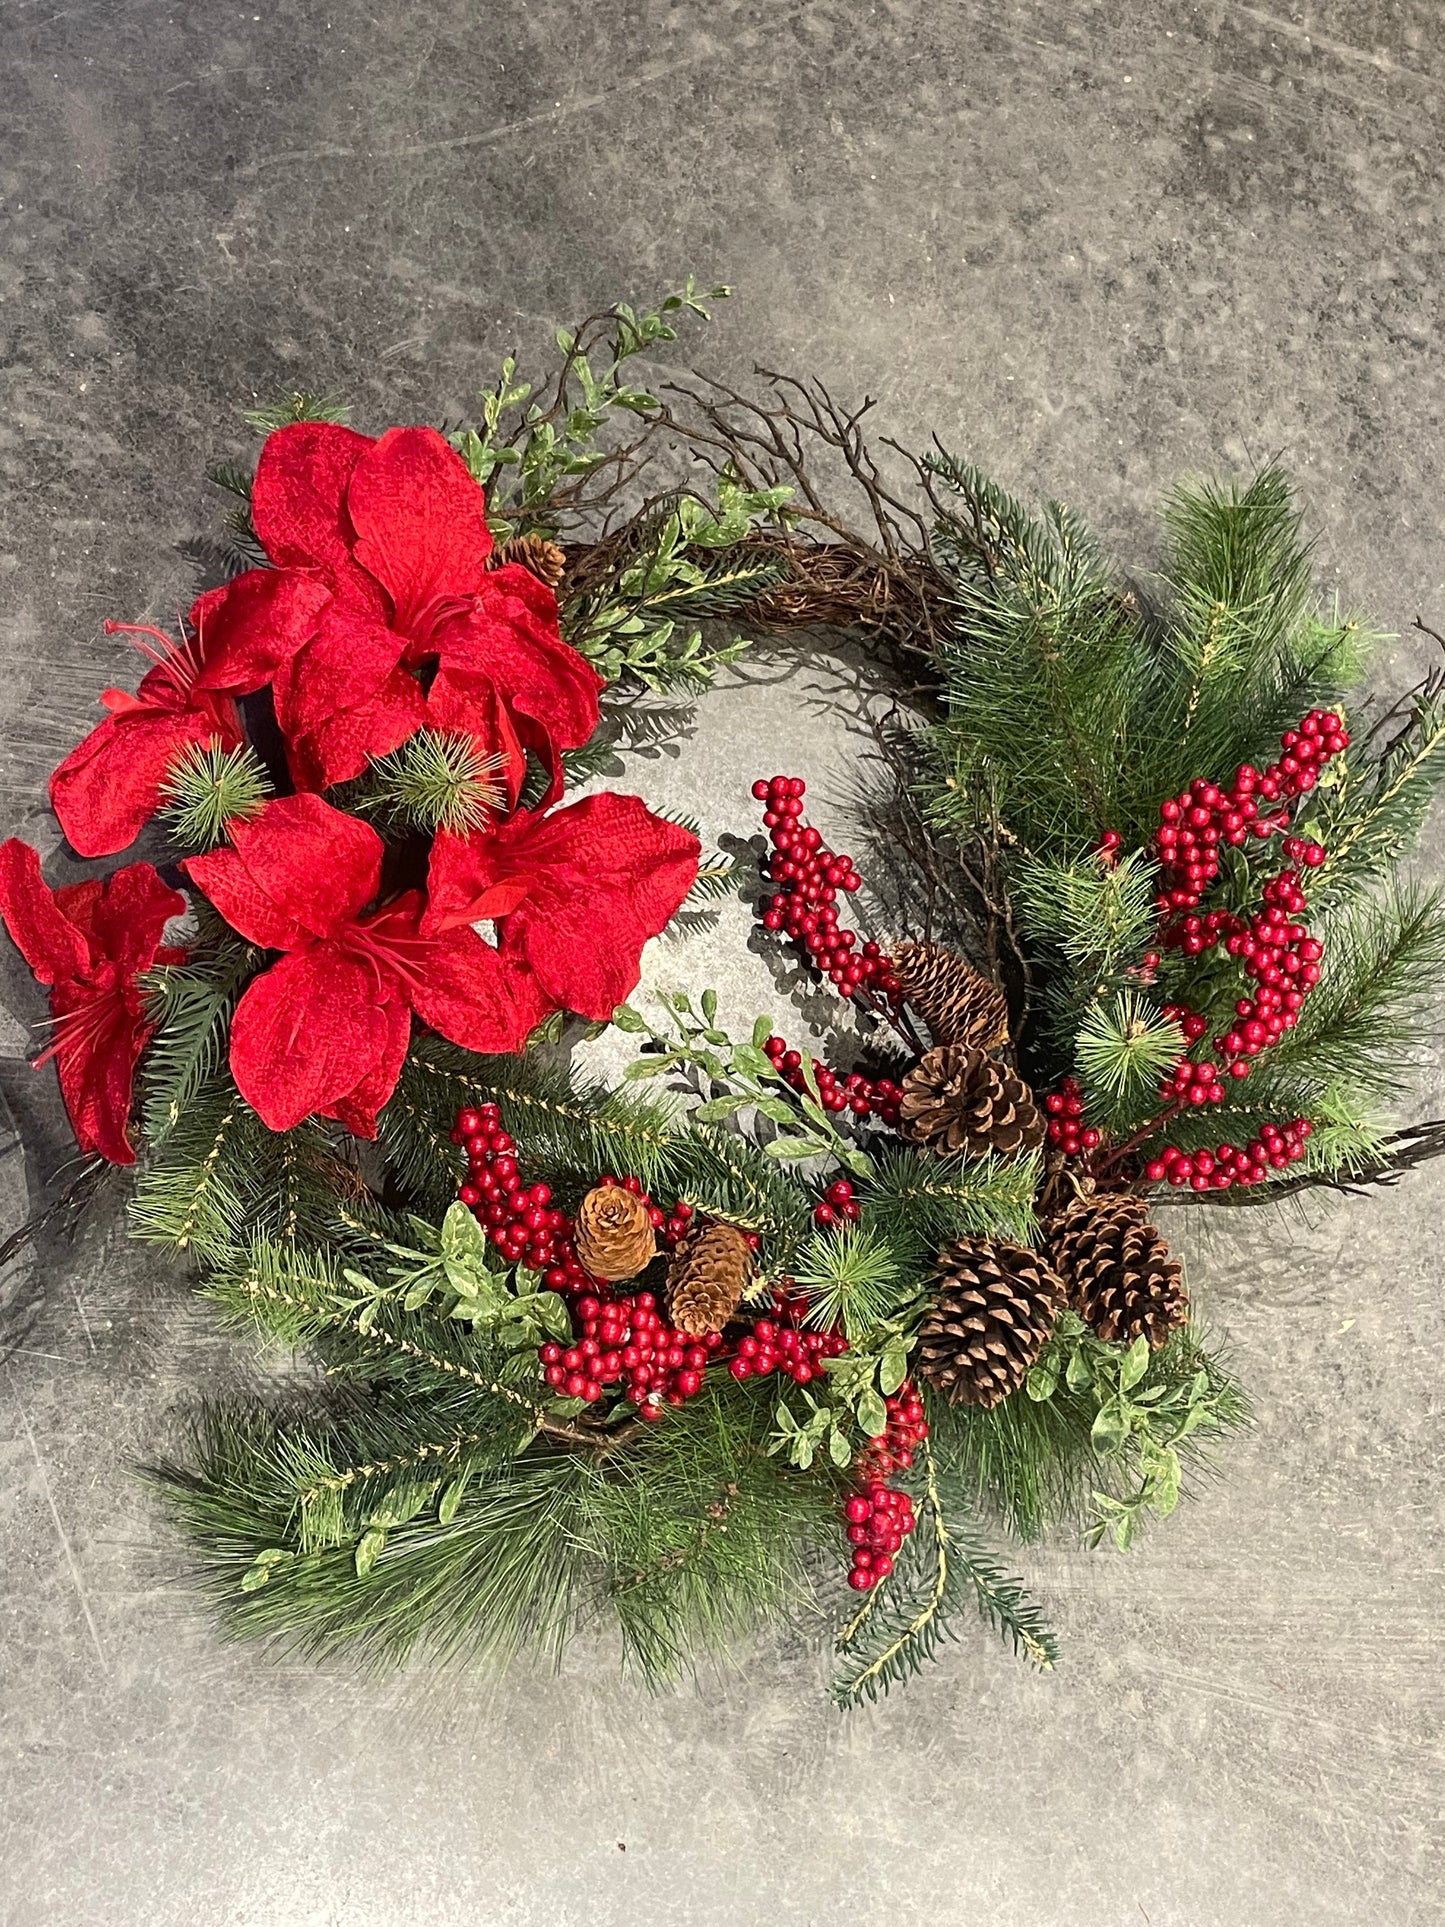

{"left": 624, "top": 1054, "right": 674, "bottom": 1080}
{"left": 701, "top": 988, "right": 718, "bottom": 1025}
{"left": 1149, "top": 1446, "right": 1182, "bottom": 1518}
{"left": 240, "top": 1547, "right": 294, "bottom": 1592}
{"left": 763, "top": 1133, "right": 829, "bottom": 1160}
{"left": 535, "top": 1292, "right": 572, "bottom": 1342}
{"left": 403, "top": 1278, "right": 436, "bottom": 1312}
{"left": 856, "top": 1387, "right": 888, "bottom": 1437}
{"left": 1090, "top": 1398, "right": 1130, "bottom": 1454}
{"left": 612, "top": 1003, "right": 647, "bottom": 1033}
{"left": 1025, "top": 1366, "right": 1058, "bottom": 1403}
{"left": 438, "top": 1475, "right": 469, "bottom": 1525}
{"left": 1066, "top": 1348, "right": 1094, "bottom": 1392}
{"left": 733, "top": 1043, "right": 775, "bottom": 1080}
{"left": 878, "top": 1345, "right": 909, "bottom": 1397}
{"left": 752, "top": 1014, "right": 774, "bottom": 1050}
{"left": 354, "top": 1527, "right": 386, "bottom": 1577}
{"left": 342, "top": 1266, "right": 379, "bottom": 1296}
{"left": 828, "top": 1426, "right": 853, "bottom": 1469}
{"left": 1120, "top": 1334, "right": 1151, "bottom": 1391}
{"left": 839, "top": 1146, "right": 878, "bottom": 1181}
{"left": 693, "top": 1094, "right": 748, "bottom": 1124}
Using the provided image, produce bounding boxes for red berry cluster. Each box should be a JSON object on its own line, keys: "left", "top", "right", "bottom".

{"left": 454, "top": 1104, "right": 570, "bottom": 1270}
{"left": 812, "top": 1175, "right": 862, "bottom": 1229}
{"left": 1145, "top": 1117, "right": 1313, "bottom": 1191}
{"left": 727, "top": 1306, "right": 848, "bottom": 1384}
{"left": 1154, "top": 710, "right": 1349, "bottom": 916}
{"left": 762, "top": 1033, "right": 903, "bottom": 1128}
{"left": 843, "top": 1483, "right": 917, "bottom": 1590}
{"left": 1217, "top": 868, "right": 1323, "bottom": 1054}
{"left": 854, "top": 1384, "right": 929, "bottom": 1482}
{"left": 541, "top": 1290, "right": 724, "bottom": 1416}
{"left": 750, "top": 775, "right": 895, "bottom": 999}
{"left": 1044, "top": 1077, "right": 1100, "bottom": 1155}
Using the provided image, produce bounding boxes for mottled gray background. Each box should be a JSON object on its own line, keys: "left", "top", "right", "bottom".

{"left": 2, "top": 3, "right": 1443, "bottom": 1924}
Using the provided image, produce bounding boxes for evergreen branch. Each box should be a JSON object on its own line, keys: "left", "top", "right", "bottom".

{"left": 159, "top": 740, "right": 272, "bottom": 850}
{"left": 243, "top": 391, "right": 351, "bottom": 432}
{"left": 351, "top": 732, "right": 507, "bottom": 837}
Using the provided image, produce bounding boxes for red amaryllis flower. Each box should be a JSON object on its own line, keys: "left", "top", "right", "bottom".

{"left": 0, "top": 841, "right": 185, "bottom": 1163}
{"left": 48, "top": 613, "right": 276, "bottom": 858}
{"left": 424, "top": 793, "right": 700, "bottom": 1018}
{"left": 192, "top": 423, "right": 602, "bottom": 801}
{"left": 184, "top": 794, "right": 546, "bottom": 1136}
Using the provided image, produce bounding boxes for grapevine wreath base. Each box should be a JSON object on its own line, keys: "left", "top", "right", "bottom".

{"left": 4, "top": 286, "right": 1444, "bottom": 1704}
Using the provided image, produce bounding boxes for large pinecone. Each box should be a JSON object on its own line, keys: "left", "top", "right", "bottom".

{"left": 573, "top": 1184, "right": 657, "bottom": 1281}
{"left": 1050, "top": 1194, "right": 1188, "bottom": 1348}
{"left": 489, "top": 531, "right": 566, "bottom": 590}
{"left": 892, "top": 940, "right": 1010, "bottom": 1052}
{"left": 917, "top": 1239, "right": 1064, "bottom": 1408}
{"left": 666, "top": 1221, "right": 753, "bottom": 1335}
{"left": 899, "top": 1044, "right": 1045, "bottom": 1158}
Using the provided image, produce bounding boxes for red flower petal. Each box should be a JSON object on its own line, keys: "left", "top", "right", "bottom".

{"left": 48, "top": 976, "right": 150, "bottom": 1164}
{"left": 327, "top": 991, "right": 413, "bottom": 1138}
{"left": 425, "top": 794, "right": 699, "bottom": 1017}
{"left": 422, "top": 664, "right": 527, "bottom": 807}
{"left": 228, "top": 945, "right": 399, "bottom": 1133}
{"left": 350, "top": 893, "right": 543, "bottom": 1056}
{"left": 49, "top": 707, "right": 225, "bottom": 858}
{"left": 250, "top": 421, "right": 379, "bottom": 597}
{"left": 346, "top": 427, "right": 494, "bottom": 632}
{"left": 0, "top": 840, "right": 91, "bottom": 983}
{"left": 272, "top": 603, "right": 424, "bottom": 790}
{"left": 439, "top": 569, "right": 603, "bottom": 807}
{"left": 56, "top": 862, "right": 187, "bottom": 980}
{"left": 190, "top": 567, "right": 333, "bottom": 696}
{"left": 186, "top": 794, "right": 382, "bottom": 949}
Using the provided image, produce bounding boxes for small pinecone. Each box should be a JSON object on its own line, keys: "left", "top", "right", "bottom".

{"left": 665, "top": 1221, "right": 753, "bottom": 1335}
{"left": 899, "top": 1044, "right": 1045, "bottom": 1158}
{"left": 892, "top": 940, "right": 1010, "bottom": 1052}
{"left": 917, "top": 1239, "right": 1064, "bottom": 1408}
{"left": 490, "top": 532, "right": 566, "bottom": 590}
{"left": 1050, "top": 1194, "right": 1188, "bottom": 1349}
{"left": 573, "top": 1184, "right": 657, "bottom": 1281}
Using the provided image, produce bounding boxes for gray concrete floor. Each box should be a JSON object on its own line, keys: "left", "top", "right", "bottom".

{"left": 2, "top": 3, "right": 1444, "bottom": 1922}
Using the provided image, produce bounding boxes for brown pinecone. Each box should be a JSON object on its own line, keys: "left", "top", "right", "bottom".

{"left": 665, "top": 1221, "right": 753, "bottom": 1335}
{"left": 573, "top": 1184, "right": 657, "bottom": 1281}
{"left": 892, "top": 940, "right": 1010, "bottom": 1052}
{"left": 1049, "top": 1194, "right": 1188, "bottom": 1348}
{"left": 899, "top": 1044, "right": 1045, "bottom": 1158}
{"left": 916, "top": 1239, "right": 1064, "bottom": 1408}
{"left": 490, "top": 531, "right": 566, "bottom": 590}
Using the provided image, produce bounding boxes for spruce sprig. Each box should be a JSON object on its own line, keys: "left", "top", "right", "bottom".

{"left": 354, "top": 731, "right": 507, "bottom": 837}
{"left": 160, "top": 742, "right": 272, "bottom": 850}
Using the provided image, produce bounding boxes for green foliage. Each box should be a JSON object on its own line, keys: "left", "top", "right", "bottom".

{"left": 1075, "top": 990, "right": 1185, "bottom": 1126}
{"left": 1266, "top": 883, "right": 1445, "bottom": 1102}
{"left": 159, "top": 742, "right": 272, "bottom": 851}
{"left": 791, "top": 1221, "right": 910, "bottom": 1341}
{"left": 858, "top": 1146, "right": 1040, "bottom": 1262}
{"left": 934, "top": 1311, "right": 1248, "bottom": 1545}
{"left": 140, "top": 929, "right": 260, "bottom": 1146}
{"left": 565, "top": 476, "right": 792, "bottom": 691}
{"left": 455, "top": 277, "right": 728, "bottom": 532}
{"left": 1307, "top": 688, "right": 1445, "bottom": 905}
{"left": 242, "top": 391, "right": 352, "bottom": 433}
{"left": 349, "top": 731, "right": 506, "bottom": 837}
{"left": 831, "top": 1441, "right": 1058, "bottom": 1706}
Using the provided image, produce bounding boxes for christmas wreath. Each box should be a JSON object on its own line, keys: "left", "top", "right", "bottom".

{"left": 6, "top": 287, "right": 1444, "bottom": 1705}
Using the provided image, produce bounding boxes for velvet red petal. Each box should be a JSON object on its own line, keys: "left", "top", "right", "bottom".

{"left": 411, "top": 924, "right": 551, "bottom": 1054}
{"left": 228, "top": 946, "right": 396, "bottom": 1133}
{"left": 186, "top": 794, "right": 382, "bottom": 949}
{"left": 346, "top": 427, "right": 494, "bottom": 631}
{"left": 49, "top": 707, "right": 223, "bottom": 858}
{"left": 422, "top": 663, "right": 528, "bottom": 807}
{"left": 328, "top": 993, "right": 413, "bottom": 1138}
{"left": 57, "top": 862, "right": 186, "bottom": 980}
{"left": 0, "top": 840, "right": 91, "bottom": 982}
{"left": 190, "top": 567, "right": 333, "bottom": 696}
{"left": 250, "top": 422, "right": 378, "bottom": 598}
{"left": 272, "top": 603, "right": 424, "bottom": 790}
{"left": 439, "top": 570, "right": 603, "bottom": 808}
{"left": 48, "top": 976, "right": 150, "bottom": 1164}
{"left": 497, "top": 797, "right": 699, "bottom": 1016}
